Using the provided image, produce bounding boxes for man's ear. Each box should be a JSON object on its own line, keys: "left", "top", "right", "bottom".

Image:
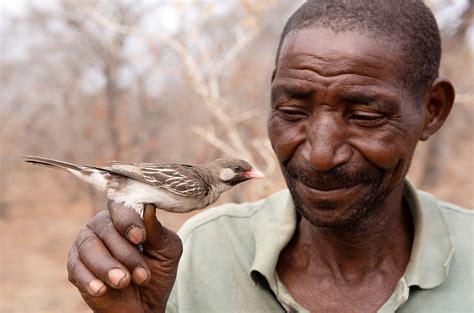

{"left": 420, "top": 78, "right": 455, "bottom": 141}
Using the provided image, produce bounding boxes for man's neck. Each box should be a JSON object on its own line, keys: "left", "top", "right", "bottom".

{"left": 278, "top": 183, "right": 414, "bottom": 282}
{"left": 276, "top": 185, "right": 414, "bottom": 311}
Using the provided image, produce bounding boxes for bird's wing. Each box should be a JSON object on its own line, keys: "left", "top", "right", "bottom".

{"left": 104, "top": 162, "right": 209, "bottom": 198}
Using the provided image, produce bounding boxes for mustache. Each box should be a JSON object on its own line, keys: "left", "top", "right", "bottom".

{"left": 285, "top": 162, "right": 382, "bottom": 190}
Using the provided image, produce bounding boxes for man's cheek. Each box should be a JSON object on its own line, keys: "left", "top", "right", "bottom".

{"left": 350, "top": 136, "right": 415, "bottom": 188}
{"left": 350, "top": 135, "right": 412, "bottom": 171}
{"left": 268, "top": 119, "right": 306, "bottom": 163}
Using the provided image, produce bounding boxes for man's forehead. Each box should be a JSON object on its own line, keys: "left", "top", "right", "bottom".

{"left": 278, "top": 27, "right": 402, "bottom": 70}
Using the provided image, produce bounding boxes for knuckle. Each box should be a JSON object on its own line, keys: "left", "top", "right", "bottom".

{"left": 68, "top": 270, "right": 77, "bottom": 285}
{"left": 115, "top": 218, "right": 143, "bottom": 238}
{"left": 120, "top": 251, "right": 144, "bottom": 268}
{"left": 86, "top": 210, "right": 110, "bottom": 230}
{"left": 97, "top": 222, "right": 116, "bottom": 241}
{"left": 76, "top": 230, "right": 98, "bottom": 253}
{"left": 85, "top": 211, "right": 110, "bottom": 231}
{"left": 66, "top": 247, "right": 78, "bottom": 273}
{"left": 67, "top": 259, "right": 80, "bottom": 279}
{"left": 66, "top": 249, "right": 82, "bottom": 287}
{"left": 108, "top": 200, "right": 126, "bottom": 212}
{"left": 94, "top": 210, "right": 110, "bottom": 221}
{"left": 75, "top": 227, "right": 90, "bottom": 243}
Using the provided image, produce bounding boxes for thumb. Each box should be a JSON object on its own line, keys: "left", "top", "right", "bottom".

{"left": 142, "top": 204, "right": 183, "bottom": 259}
{"left": 139, "top": 204, "right": 181, "bottom": 311}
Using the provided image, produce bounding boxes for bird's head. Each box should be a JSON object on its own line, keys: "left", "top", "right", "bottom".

{"left": 204, "top": 158, "right": 265, "bottom": 187}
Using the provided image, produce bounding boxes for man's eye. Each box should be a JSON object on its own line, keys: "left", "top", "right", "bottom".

{"left": 351, "top": 112, "right": 383, "bottom": 120}
{"left": 350, "top": 112, "right": 387, "bottom": 126}
{"left": 277, "top": 108, "right": 307, "bottom": 121}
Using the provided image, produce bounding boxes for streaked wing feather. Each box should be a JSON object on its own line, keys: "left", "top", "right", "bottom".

{"left": 104, "top": 163, "right": 209, "bottom": 198}
{"left": 140, "top": 164, "right": 209, "bottom": 197}
{"left": 107, "top": 161, "right": 135, "bottom": 166}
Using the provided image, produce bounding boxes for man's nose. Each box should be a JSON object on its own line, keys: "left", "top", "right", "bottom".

{"left": 305, "top": 113, "right": 352, "bottom": 171}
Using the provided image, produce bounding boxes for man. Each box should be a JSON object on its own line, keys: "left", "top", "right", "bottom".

{"left": 67, "top": 1, "right": 473, "bottom": 312}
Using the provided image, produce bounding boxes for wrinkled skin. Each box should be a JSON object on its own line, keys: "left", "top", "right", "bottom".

{"left": 67, "top": 203, "right": 182, "bottom": 313}
{"left": 271, "top": 28, "right": 454, "bottom": 312}
{"left": 269, "top": 28, "right": 443, "bottom": 228}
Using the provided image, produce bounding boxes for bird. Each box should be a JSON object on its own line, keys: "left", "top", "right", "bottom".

{"left": 23, "top": 156, "right": 265, "bottom": 217}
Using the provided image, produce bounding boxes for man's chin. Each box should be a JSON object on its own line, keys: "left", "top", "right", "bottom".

{"left": 294, "top": 198, "right": 363, "bottom": 228}
{"left": 289, "top": 182, "right": 386, "bottom": 228}
{"left": 294, "top": 180, "right": 364, "bottom": 207}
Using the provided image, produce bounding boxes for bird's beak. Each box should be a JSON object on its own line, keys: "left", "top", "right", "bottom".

{"left": 242, "top": 169, "right": 265, "bottom": 179}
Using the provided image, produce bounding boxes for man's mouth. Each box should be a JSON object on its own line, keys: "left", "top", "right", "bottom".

{"left": 299, "top": 179, "right": 358, "bottom": 191}
{"left": 296, "top": 179, "right": 362, "bottom": 200}
{"left": 295, "top": 171, "right": 361, "bottom": 191}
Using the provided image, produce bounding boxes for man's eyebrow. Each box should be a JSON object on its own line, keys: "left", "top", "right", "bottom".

{"left": 338, "top": 89, "right": 401, "bottom": 104}
{"left": 337, "top": 92, "right": 377, "bottom": 104}
{"left": 337, "top": 91, "right": 401, "bottom": 112}
{"left": 271, "top": 84, "right": 312, "bottom": 102}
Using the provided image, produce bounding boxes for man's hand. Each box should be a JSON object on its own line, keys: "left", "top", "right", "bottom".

{"left": 67, "top": 202, "right": 183, "bottom": 313}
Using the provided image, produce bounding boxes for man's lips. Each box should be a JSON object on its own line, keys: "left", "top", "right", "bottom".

{"left": 295, "top": 179, "right": 362, "bottom": 200}
{"left": 296, "top": 177, "right": 359, "bottom": 191}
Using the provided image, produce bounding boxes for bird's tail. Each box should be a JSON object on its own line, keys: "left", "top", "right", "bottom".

{"left": 23, "top": 155, "right": 82, "bottom": 171}
{"left": 23, "top": 155, "right": 109, "bottom": 191}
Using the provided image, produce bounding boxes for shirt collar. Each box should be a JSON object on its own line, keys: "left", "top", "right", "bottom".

{"left": 249, "top": 179, "right": 454, "bottom": 290}
{"left": 249, "top": 189, "right": 297, "bottom": 289}
{"left": 403, "top": 179, "right": 454, "bottom": 289}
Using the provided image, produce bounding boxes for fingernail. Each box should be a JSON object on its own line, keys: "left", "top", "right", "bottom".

{"left": 127, "top": 226, "right": 145, "bottom": 245}
{"left": 133, "top": 267, "right": 150, "bottom": 286}
{"left": 108, "top": 268, "right": 127, "bottom": 288}
{"left": 88, "top": 279, "right": 106, "bottom": 295}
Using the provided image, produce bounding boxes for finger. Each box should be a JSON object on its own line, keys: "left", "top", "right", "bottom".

{"left": 88, "top": 213, "right": 151, "bottom": 286}
{"left": 67, "top": 246, "right": 107, "bottom": 297}
{"left": 143, "top": 204, "right": 183, "bottom": 259}
{"left": 108, "top": 200, "right": 146, "bottom": 245}
{"left": 75, "top": 225, "right": 131, "bottom": 289}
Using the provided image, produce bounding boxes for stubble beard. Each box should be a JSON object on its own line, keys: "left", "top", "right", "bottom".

{"left": 283, "top": 162, "right": 389, "bottom": 229}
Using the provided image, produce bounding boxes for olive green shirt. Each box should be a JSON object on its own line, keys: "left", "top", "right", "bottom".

{"left": 167, "top": 180, "right": 473, "bottom": 312}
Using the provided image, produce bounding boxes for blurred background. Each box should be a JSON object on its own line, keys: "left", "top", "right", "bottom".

{"left": 0, "top": 0, "right": 472, "bottom": 312}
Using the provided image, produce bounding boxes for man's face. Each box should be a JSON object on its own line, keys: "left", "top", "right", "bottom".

{"left": 268, "top": 28, "right": 426, "bottom": 228}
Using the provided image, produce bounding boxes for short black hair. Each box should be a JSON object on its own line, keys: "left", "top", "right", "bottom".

{"left": 276, "top": 0, "right": 441, "bottom": 98}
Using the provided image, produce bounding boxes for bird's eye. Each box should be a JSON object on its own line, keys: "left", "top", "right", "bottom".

{"left": 231, "top": 165, "right": 243, "bottom": 172}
